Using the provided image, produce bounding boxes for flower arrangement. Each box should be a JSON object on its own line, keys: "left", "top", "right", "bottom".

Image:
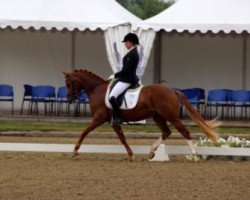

{"left": 193, "top": 136, "right": 250, "bottom": 161}
{"left": 195, "top": 136, "right": 250, "bottom": 148}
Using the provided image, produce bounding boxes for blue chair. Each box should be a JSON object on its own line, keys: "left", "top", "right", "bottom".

{"left": 0, "top": 84, "right": 14, "bottom": 115}
{"left": 192, "top": 88, "right": 205, "bottom": 102}
{"left": 20, "top": 84, "right": 33, "bottom": 115}
{"left": 75, "top": 90, "right": 89, "bottom": 116}
{"left": 205, "top": 89, "right": 231, "bottom": 119}
{"left": 56, "top": 86, "right": 71, "bottom": 116}
{"left": 181, "top": 88, "right": 205, "bottom": 116}
{"left": 231, "top": 90, "right": 250, "bottom": 120}
{"left": 30, "top": 85, "right": 56, "bottom": 115}
{"left": 192, "top": 88, "right": 206, "bottom": 115}
{"left": 223, "top": 89, "right": 233, "bottom": 101}
{"left": 182, "top": 89, "right": 199, "bottom": 102}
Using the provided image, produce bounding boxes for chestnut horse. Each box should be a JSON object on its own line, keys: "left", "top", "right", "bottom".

{"left": 64, "top": 69, "right": 219, "bottom": 160}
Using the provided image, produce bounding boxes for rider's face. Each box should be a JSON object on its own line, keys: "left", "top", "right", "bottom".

{"left": 124, "top": 41, "right": 133, "bottom": 50}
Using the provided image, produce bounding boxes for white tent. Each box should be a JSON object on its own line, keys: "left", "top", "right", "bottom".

{"left": 0, "top": 0, "right": 141, "bottom": 31}
{"left": 145, "top": 0, "right": 250, "bottom": 91}
{"left": 0, "top": 0, "right": 155, "bottom": 111}
{"left": 146, "top": 0, "right": 250, "bottom": 33}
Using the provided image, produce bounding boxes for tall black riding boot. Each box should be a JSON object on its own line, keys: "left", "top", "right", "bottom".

{"left": 109, "top": 97, "right": 123, "bottom": 125}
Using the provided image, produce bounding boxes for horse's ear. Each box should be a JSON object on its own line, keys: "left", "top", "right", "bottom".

{"left": 63, "top": 71, "right": 69, "bottom": 76}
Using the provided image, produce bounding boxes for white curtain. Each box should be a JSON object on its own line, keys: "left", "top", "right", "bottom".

{"left": 104, "top": 25, "right": 155, "bottom": 80}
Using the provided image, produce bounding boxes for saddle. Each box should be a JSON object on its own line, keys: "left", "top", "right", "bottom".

{"left": 105, "top": 79, "right": 143, "bottom": 110}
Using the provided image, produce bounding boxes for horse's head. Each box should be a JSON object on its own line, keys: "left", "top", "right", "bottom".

{"left": 64, "top": 69, "right": 107, "bottom": 103}
{"left": 63, "top": 71, "right": 81, "bottom": 103}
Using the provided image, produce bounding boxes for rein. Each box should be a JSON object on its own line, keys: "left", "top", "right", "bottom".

{"left": 67, "top": 77, "right": 78, "bottom": 99}
{"left": 68, "top": 76, "right": 107, "bottom": 99}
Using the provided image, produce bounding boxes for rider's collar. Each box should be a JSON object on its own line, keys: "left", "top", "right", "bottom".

{"left": 127, "top": 46, "right": 136, "bottom": 53}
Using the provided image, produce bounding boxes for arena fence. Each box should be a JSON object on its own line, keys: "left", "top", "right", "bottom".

{"left": 0, "top": 143, "right": 249, "bottom": 161}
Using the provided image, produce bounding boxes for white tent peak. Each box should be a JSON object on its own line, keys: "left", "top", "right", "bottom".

{"left": 145, "top": 0, "right": 250, "bottom": 34}
{"left": 0, "top": 0, "right": 142, "bottom": 31}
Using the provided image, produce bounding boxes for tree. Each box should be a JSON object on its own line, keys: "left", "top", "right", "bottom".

{"left": 116, "top": 0, "right": 174, "bottom": 19}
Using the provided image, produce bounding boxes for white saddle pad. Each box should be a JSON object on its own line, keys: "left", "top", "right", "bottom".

{"left": 105, "top": 81, "right": 143, "bottom": 110}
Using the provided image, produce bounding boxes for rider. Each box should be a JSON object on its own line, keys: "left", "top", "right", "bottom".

{"left": 108, "top": 33, "right": 140, "bottom": 125}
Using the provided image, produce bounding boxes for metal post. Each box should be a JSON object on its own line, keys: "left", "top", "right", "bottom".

{"left": 71, "top": 30, "right": 76, "bottom": 71}
{"left": 153, "top": 30, "right": 163, "bottom": 84}
{"left": 242, "top": 32, "right": 247, "bottom": 89}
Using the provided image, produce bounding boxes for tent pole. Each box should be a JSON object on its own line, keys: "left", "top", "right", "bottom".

{"left": 71, "top": 30, "right": 76, "bottom": 71}
{"left": 154, "top": 30, "right": 162, "bottom": 84}
{"left": 242, "top": 32, "right": 247, "bottom": 89}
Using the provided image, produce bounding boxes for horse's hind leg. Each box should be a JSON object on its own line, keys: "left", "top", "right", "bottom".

{"left": 170, "top": 119, "right": 197, "bottom": 156}
{"left": 112, "top": 125, "right": 134, "bottom": 161}
{"left": 149, "top": 115, "right": 171, "bottom": 159}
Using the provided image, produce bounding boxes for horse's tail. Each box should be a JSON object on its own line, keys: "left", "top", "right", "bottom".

{"left": 175, "top": 90, "right": 219, "bottom": 141}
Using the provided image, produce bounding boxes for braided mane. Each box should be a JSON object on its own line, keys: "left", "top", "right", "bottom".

{"left": 74, "top": 69, "right": 106, "bottom": 83}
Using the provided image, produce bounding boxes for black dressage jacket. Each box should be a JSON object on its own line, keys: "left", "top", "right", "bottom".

{"left": 114, "top": 47, "right": 139, "bottom": 85}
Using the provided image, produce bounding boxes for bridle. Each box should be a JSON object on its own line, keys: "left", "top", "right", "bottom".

{"left": 67, "top": 76, "right": 107, "bottom": 101}
{"left": 67, "top": 77, "right": 79, "bottom": 101}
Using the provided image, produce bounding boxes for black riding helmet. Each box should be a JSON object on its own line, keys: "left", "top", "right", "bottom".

{"left": 122, "top": 33, "right": 140, "bottom": 45}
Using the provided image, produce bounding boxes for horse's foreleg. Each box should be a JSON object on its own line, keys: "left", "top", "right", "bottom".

{"left": 73, "top": 119, "right": 104, "bottom": 156}
{"left": 150, "top": 116, "right": 171, "bottom": 159}
{"left": 112, "top": 125, "right": 134, "bottom": 161}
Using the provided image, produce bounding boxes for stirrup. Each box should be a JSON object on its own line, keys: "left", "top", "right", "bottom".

{"left": 111, "top": 116, "right": 123, "bottom": 125}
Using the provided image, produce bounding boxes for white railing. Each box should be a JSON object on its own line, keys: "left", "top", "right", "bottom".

{"left": 0, "top": 143, "right": 249, "bottom": 161}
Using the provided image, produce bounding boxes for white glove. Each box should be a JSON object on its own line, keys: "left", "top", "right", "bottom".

{"left": 108, "top": 74, "right": 115, "bottom": 80}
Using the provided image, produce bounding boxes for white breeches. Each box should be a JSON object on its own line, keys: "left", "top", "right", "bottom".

{"left": 109, "top": 81, "right": 131, "bottom": 99}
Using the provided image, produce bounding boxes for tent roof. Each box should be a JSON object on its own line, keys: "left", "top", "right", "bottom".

{"left": 145, "top": 0, "right": 250, "bottom": 34}
{"left": 0, "top": 0, "right": 141, "bottom": 31}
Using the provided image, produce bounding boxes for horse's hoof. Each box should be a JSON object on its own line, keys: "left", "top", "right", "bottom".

{"left": 128, "top": 155, "right": 135, "bottom": 161}
{"left": 72, "top": 151, "right": 79, "bottom": 158}
{"left": 186, "top": 154, "right": 200, "bottom": 162}
{"left": 193, "top": 155, "right": 201, "bottom": 162}
{"left": 149, "top": 152, "right": 155, "bottom": 160}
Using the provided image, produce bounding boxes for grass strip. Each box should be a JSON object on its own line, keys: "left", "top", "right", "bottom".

{"left": 0, "top": 120, "right": 250, "bottom": 135}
